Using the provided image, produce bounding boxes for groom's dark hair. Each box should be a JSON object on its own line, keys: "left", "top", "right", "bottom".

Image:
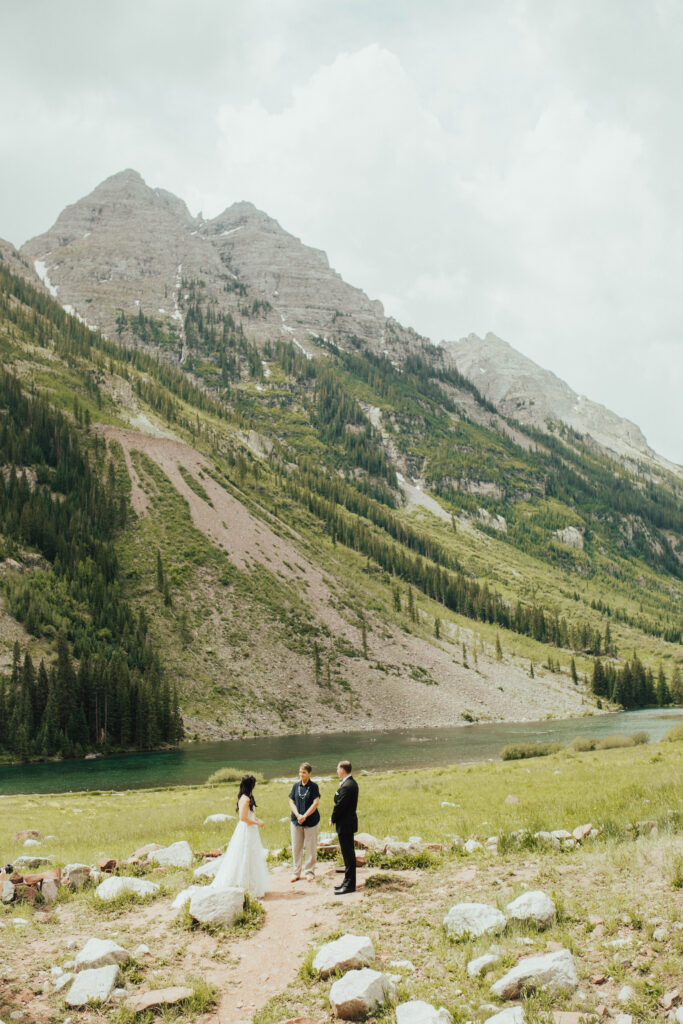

{"left": 339, "top": 760, "right": 352, "bottom": 774}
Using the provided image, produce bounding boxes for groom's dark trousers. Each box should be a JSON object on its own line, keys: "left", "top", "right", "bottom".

{"left": 331, "top": 775, "right": 359, "bottom": 890}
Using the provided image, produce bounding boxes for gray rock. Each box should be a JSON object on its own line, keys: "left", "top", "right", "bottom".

{"left": 62, "top": 863, "right": 92, "bottom": 888}
{"left": 652, "top": 925, "right": 668, "bottom": 942}
{"left": 313, "top": 934, "right": 375, "bottom": 977}
{"left": 354, "top": 832, "right": 378, "bottom": 849}
{"left": 54, "top": 973, "right": 75, "bottom": 993}
{"left": 505, "top": 890, "right": 556, "bottom": 928}
{"left": 1, "top": 881, "right": 15, "bottom": 903}
{"left": 188, "top": 886, "right": 244, "bottom": 926}
{"left": 194, "top": 856, "right": 223, "bottom": 879}
{"left": 42, "top": 878, "right": 59, "bottom": 904}
{"left": 467, "top": 953, "right": 500, "bottom": 977}
{"left": 395, "top": 1001, "right": 452, "bottom": 1024}
{"left": 490, "top": 949, "right": 578, "bottom": 999}
{"left": 133, "top": 944, "right": 150, "bottom": 955}
{"left": 94, "top": 877, "right": 159, "bottom": 901}
{"left": 75, "top": 938, "right": 130, "bottom": 972}
{"left": 617, "top": 984, "right": 636, "bottom": 1004}
{"left": 328, "top": 968, "right": 396, "bottom": 1020}
{"left": 484, "top": 1009, "right": 525, "bottom": 1024}
{"left": 23, "top": 838, "right": 42, "bottom": 847}
{"left": 463, "top": 839, "right": 483, "bottom": 853}
{"left": 65, "top": 964, "right": 120, "bottom": 1006}
{"left": 444, "top": 902, "right": 506, "bottom": 939}
{"left": 203, "top": 813, "right": 233, "bottom": 824}
{"left": 151, "top": 840, "right": 194, "bottom": 869}
{"left": 13, "top": 855, "right": 51, "bottom": 870}
{"left": 172, "top": 884, "right": 207, "bottom": 909}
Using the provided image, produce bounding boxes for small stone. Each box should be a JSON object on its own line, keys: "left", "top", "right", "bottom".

{"left": 1, "top": 880, "right": 14, "bottom": 903}
{"left": 62, "top": 863, "right": 91, "bottom": 888}
{"left": 484, "top": 1009, "right": 525, "bottom": 1024}
{"left": 124, "top": 987, "right": 194, "bottom": 1013}
{"left": 661, "top": 990, "right": 681, "bottom": 1011}
{"left": 313, "top": 934, "right": 375, "bottom": 978}
{"left": 75, "top": 938, "right": 130, "bottom": 972}
{"left": 97, "top": 857, "right": 117, "bottom": 872}
{"left": 395, "top": 1001, "right": 452, "bottom": 1024}
{"left": 65, "top": 964, "right": 120, "bottom": 1006}
{"left": 491, "top": 949, "right": 578, "bottom": 999}
{"left": 505, "top": 890, "right": 556, "bottom": 928}
{"left": 467, "top": 953, "right": 500, "bottom": 977}
{"left": 23, "top": 839, "right": 42, "bottom": 847}
{"left": 13, "top": 830, "right": 41, "bottom": 842}
{"left": 204, "top": 813, "right": 233, "bottom": 824}
{"left": 151, "top": 841, "right": 194, "bottom": 869}
{"left": 505, "top": 795, "right": 520, "bottom": 804}
{"left": 42, "top": 878, "right": 59, "bottom": 904}
{"left": 133, "top": 943, "right": 150, "bottom": 956}
{"left": 54, "top": 973, "right": 75, "bottom": 992}
{"left": 618, "top": 984, "right": 636, "bottom": 1004}
{"left": 443, "top": 902, "right": 505, "bottom": 939}
{"left": 94, "top": 876, "right": 159, "bottom": 901}
{"left": 591, "top": 973, "right": 607, "bottom": 985}
{"left": 652, "top": 925, "right": 668, "bottom": 942}
{"left": 329, "top": 968, "right": 396, "bottom": 1020}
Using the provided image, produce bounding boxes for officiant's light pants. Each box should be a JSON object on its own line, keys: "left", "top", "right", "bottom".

{"left": 291, "top": 822, "right": 320, "bottom": 876}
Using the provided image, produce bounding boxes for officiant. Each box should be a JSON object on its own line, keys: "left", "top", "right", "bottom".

{"left": 288, "top": 761, "right": 321, "bottom": 881}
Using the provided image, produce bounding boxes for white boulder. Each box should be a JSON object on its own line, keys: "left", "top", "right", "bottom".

{"left": 484, "top": 1009, "right": 525, "bottom": 1024}
{"left": 75, "top": 938, "right": 130, "bottom": 972}
{"left": 505, "top": 891, "right": 556, "bottom": 928}
{"left": 194, "top": 856, "right": 223, "bottom": 879}
{"left": 65, "top": 964, "right": 120, "bottom": 1006}
{"left": 463, "top": 839, "right": 483, "bottom": 853}
{"left": 204, "top": 813, "right": 233, "bottom": 824}
{"left": 23, "top": 838, "right": 41, "bottom": 847}
{"left": 395, "top": 1001, "right": 452, "bottom": 1024}
{"left": 188, "top": 886, "right": 245, "bottom": 926}
{"left": 172, "top": 884, "right": 206, "bottom": 909}
{"left": 354, "top": 833, "right": 378, "bottom": 850}
{"left": 94, "top": 877, "right": 159, "bottom": 901}
{"left": 490, "top": 949, "right": 578, "bottom": 999}
{"left": 313, "top": 934, "right": 375, "bottom": 977}
{"left": 444, "top": 902, "right": 506, "bottom": 939}
{"left": 2, "top": 881, "right": 14, "bottom": 903}
{"left": 62, "top": 863, "right": 93, "bottom": 888}
{"left": 467, "top": 953, "right": 500, "bottom": 978}
{"left": 151, "top": 841, "right": 194, "bottom": 869}
{"left": 329, "top": 968, "right": 396, "bottom": 1020}
{"left": 53, "top": 973, "right": 74, "bottom": 993}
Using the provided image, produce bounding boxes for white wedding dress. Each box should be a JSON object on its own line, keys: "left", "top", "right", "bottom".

{"left": 211, "top": 808, "right": 270, "bottom": 899}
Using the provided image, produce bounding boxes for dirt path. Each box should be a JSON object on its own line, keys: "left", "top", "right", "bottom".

{"left": 199, "top": 863, "right": 364, "bottom": 1023}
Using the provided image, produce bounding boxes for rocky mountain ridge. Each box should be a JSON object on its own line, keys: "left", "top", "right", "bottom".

{"left": 441, "top": 333, "right": 677, "bottom": 471}
{"left": 11, "top": 169, "right": 679, "bottom": 474}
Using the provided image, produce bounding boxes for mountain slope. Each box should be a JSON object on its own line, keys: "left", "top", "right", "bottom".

{"left": 442, "top": 332, "right": 678, "bottom": 473}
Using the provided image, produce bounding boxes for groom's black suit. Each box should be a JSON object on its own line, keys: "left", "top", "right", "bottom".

{"left": 331, "top": 774, "right": 359, "bottom": 890}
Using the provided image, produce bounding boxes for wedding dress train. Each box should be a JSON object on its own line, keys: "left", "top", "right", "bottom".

{"left": 211, "top": 812, "right": 270, "bottom": 898}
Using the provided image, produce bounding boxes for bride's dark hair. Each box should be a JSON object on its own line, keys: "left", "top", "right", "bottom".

{"left": 236, "top": 774, "right": 257, "bottom": 813}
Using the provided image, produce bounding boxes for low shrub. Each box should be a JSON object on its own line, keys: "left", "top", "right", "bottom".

{"left": 366, "top": 850, "right": 436, "bottom": 870}
{"left": 662, "top": 724, "right": 683, "bottom": 743}
{"left": 596, "top": 734, "right": 636, "bottom": 750}
{"left": 205, "top": 767, "right": 265, "bottom": 786}
{"left": 501, "top": 742, "right": 565, "bottom": 761}
{"left": 571, "top": 736, "right": 595, "bottom": 752}
{"left": 632, "top": 731, "right": 650, "bottom": 745}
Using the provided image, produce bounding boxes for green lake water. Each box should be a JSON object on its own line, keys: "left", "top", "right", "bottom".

{"left": 0, "top": 708, "right": 679, "bottom": 794}
{"left": 1, "top": 708, "right": 681, "bottom": 795}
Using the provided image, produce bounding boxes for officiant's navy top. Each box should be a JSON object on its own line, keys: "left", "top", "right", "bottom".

{"left": 289, "top": 779, "right": 321, "bottom": 827}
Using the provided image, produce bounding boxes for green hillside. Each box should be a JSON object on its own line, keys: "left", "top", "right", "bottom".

{"left": 0, "top": 257, "right": 681, "bottom": 760}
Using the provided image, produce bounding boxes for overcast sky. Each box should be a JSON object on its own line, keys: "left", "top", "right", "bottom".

{"left": 1, "top": 0, "right": 681, "bottom": 462}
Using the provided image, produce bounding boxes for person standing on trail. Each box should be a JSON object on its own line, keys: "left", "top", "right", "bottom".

{"left": 330, "top": 760, "right": 358, "bottom": 894}
{"left": 288, "top": 762, "right": 321, "bottom": 882}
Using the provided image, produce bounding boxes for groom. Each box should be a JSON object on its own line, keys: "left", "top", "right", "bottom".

{"left": 330, "top": 760, "right": 358, "bottom": 894}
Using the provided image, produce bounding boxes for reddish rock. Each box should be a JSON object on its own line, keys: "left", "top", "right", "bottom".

{"left": 553, "top": 1013, "right": 598, "bottom": 1023}
{"left": 355, "top": 854, "right": 366, "bottom": 867}
{"left": 572, "top": 823, "right": 594, "bottom": 842}
{"left": 591, "top": 973, "right": 607, "bottom": 985}
{"left": 595, "top": 1005, "right": 608, "bottom": 1016}
{"left": 24, "top": 870, "right": 60, "bottom": 886}
{"left": 13, "top": 830, "right": 42, "bottom": 842}
{"left": 14, "top": 883, "right": 40, "bottom": 904}
{"left": 426, "top": 843, "right": 444, "bottom": 851}
{"left": 97, "top": 858, "right": 117, "bottom": 872}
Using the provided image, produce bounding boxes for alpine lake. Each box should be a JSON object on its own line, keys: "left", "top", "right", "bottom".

{"left": 1, "top": 706, "right": 681, "bottom": 795}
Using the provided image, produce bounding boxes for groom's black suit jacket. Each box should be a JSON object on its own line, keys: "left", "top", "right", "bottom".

{"left": 331, "top": 775, "right": 359, "bottom": 834}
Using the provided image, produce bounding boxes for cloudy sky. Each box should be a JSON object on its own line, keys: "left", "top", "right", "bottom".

{"left": 1, "top": 0, "right": 681, "bottom": 461}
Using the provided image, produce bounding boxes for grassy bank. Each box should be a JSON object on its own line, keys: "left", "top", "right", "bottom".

{"left": 2, "top": 740, "right": 682, "bottom": 866}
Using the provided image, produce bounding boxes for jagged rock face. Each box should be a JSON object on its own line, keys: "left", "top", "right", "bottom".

{"left": 20, "top": 169, "right": 425, "bottom": 360}
{"left": 441, "top": 332, "right": 659, "bottom": 466}
{"left": 0, "top": 237, "right": 48, "bottom": 293}
{"left": 21, "top": 170, "right": 220, "bottom": 339}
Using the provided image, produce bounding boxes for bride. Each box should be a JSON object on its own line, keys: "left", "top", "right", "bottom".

{"left": 211, "top": 774, "right": 270, "bottom": 898}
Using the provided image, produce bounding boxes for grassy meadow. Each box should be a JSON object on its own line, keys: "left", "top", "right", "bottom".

{"left": 2, "top": 738, "right": 683, "bottom": 1024}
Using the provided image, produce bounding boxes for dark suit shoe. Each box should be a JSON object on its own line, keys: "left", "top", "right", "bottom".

{"left": 335, "top": 885, "right": 355, "bottom": 894}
